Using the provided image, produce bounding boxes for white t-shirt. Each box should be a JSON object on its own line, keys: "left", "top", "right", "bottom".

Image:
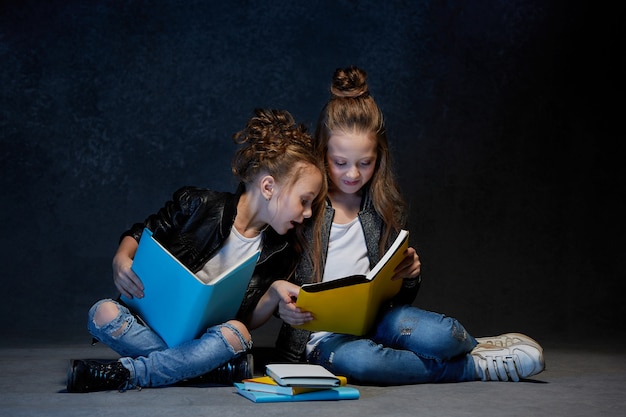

{"left": 306, "top": 217, "right": 369, "bottom": 354}
{"left": 321, "top": 217, "right": 370, "bottom": 281}
{"left": 195, "top": 227, "right": 262, "bottom": 284}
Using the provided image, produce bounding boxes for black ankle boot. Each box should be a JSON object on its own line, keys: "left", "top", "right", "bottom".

{"left": 67, "top": 359, "right": 131, "bottom": 393}
{"left": 179, "top": 353, "right": 254, "bottom": 386}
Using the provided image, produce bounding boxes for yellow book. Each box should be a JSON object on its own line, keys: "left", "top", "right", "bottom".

{"left": 294, "top": 230, "right": 409, "bottom": 336}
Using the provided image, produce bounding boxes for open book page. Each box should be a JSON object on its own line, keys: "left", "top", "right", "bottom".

{"left": 365, "top": 229, "right": 409, "bottom": 280}
{"left": 147, "top": 230, "right": 258, "bottom": 285}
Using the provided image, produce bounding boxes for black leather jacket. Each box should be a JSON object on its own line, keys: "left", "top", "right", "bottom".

{"left": 274, "top": 189, "right": 420, "bottom": 362}
{"left": 121, "top": 184, "right": 298, "bottom": 323}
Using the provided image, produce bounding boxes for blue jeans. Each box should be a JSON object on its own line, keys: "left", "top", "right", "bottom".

{"left": 307, "top": 305, "right": 478, "bottom": 385}
{"left": 87, "top": 299, "right": 250, "bottom": 388}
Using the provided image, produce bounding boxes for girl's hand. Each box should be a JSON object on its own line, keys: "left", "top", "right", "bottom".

{"left": 392, "top": 246, "right": 421, "bottom": 281}
{"left": 272, "top": 281, "right": 313, "bottom": 326}
{"left": 248, "top": 280, "right": 313, "bottom": 329}
{"left": 112, "top": 252, "right": 144, "bottom": 299}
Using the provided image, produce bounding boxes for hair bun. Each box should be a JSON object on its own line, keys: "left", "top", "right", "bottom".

{"left": 330, "top": 66, "right": 369, "bottom": 99}
{"left": 231, "top": 108, "right": 314, "bottom": 183}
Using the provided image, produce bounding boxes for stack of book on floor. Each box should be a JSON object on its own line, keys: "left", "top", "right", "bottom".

{"left": 234, "top": 363, "right": 360, "bottom": 403}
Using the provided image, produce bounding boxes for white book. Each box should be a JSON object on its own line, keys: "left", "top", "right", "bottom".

{"left": 265, "top": 364, "right": 341, "bottom": 388}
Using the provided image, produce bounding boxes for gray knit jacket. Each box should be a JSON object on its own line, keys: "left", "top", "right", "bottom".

{"left": 273, "top": 189, "right": 420, "bottom": 362}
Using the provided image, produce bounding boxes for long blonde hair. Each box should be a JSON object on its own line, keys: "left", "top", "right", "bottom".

{"left": 313, "top": 66, "right": 406, "bottom": 274}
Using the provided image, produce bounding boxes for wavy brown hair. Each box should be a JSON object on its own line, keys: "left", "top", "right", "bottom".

{"left": 232, "top": 108, "right": 327, "bottom": 266}
{"left": 312, "top": 67, "right": 406, "bottom": 280}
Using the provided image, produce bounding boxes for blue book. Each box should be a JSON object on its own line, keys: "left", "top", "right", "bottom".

{"left": 234, "top": 383, "right": 360, "bottom": 403}
{"left": 121, "top": 228, "right": 260, "bottom": 347}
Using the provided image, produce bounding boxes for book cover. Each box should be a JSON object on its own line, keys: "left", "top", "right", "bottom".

{"left": 242, "top": 375, "right": 348, "bottom": 395}
{"left": 120, "top": 228, "right": 260, "bottom": 347}
{"left": 265, "top": 364, "right": 341, "bottom": 387}
{"left": 234, "top": 383, "right": 360, "bottom": 403}
{"left": 294, "top": 230, "right": 409, "bottom": 335}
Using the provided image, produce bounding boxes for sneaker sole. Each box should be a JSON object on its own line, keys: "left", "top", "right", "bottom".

{"left": 66, "top": 360, "right": 84, "bottom": 393}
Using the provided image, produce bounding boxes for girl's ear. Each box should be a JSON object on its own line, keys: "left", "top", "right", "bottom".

{"left": 260, "top": 175, "right": 275, "bottom": 201}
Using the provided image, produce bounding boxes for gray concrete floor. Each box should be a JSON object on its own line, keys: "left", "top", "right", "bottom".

{"left": 1, "top": 333, "right": 624, "bottom": 417}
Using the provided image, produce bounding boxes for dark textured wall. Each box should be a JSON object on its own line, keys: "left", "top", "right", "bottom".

{"left": 1, "top": 0, "right": 622, "bottom": 345}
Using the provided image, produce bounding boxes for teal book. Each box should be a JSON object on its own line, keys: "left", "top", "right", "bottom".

{"left": 234, "top": 383, "right": 360, "bottom": 403}
{"left": 121, "top": 228, "right": 260, "bottom": 347}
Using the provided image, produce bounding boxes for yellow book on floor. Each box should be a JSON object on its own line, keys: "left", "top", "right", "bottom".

{"left": 294, "top": 230, "right": 408, "bottom": 336}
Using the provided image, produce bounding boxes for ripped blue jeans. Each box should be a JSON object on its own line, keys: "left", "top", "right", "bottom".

{"left": 307, "top": 305, "right": 478, "bottom": 385}
{"left": 87, "top": 299, "right": 251, "bottom": 388}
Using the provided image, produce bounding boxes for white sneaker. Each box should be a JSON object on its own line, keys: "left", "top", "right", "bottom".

{"left": 475, "top": 333, "right": 543, "bottom": 351}
{"left": 472, "top": 342, "right": 545, "bottom": 382}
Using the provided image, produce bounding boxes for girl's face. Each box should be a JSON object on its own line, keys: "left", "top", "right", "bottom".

{"left": 326, "top": 130, "right": 377, "bottom": 196}
{"left": 268, "top": 163, "right": 323, "bottom": 235}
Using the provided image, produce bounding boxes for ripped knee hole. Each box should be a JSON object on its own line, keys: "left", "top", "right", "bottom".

{"left": 220, "top": 321, "right": 251, "bottom": 352}
{"left": 93, "top": 301, "right": 127, "bottom": 337}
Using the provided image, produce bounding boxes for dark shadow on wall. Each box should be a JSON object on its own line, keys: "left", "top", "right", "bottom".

{"left": 0, "top": 0, "right": 623, "bottom": 345}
